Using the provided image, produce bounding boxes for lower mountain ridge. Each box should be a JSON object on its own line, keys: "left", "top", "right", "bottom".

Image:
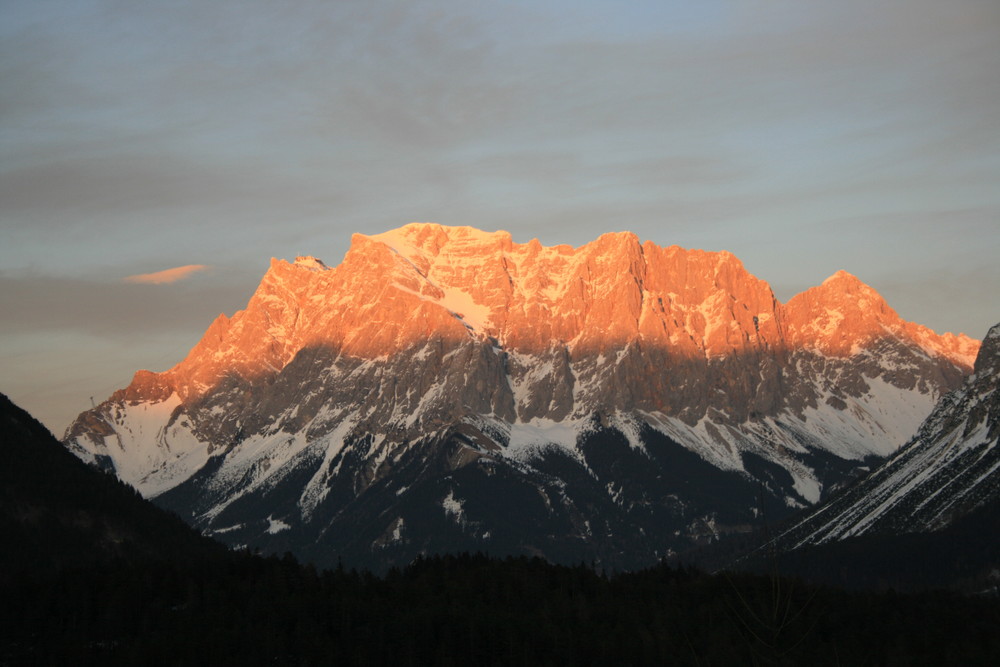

{"left": 773, "top": 321, "right": 1000, "bottom": 549}
{"left": 684, "top": 323, "right": 1000, "bottom": 592}
{"left": 62, "top": 224, "right": 980, "bottom": 570}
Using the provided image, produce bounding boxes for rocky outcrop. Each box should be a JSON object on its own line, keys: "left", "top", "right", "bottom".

{"left": 62, "top": 224, "right": 980, "bottom": 569}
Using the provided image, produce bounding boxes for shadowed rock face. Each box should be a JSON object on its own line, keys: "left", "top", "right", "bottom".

{"left": 63, "top": 224, "right": 980, "bottom": 569}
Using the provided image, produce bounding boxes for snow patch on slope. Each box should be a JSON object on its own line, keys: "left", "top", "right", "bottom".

{"left": 293, "top": 256, "right": 329, "bottom": 271}
{"left": 267, "top": 515, "right": 291, "bottom": 534}
{"left": 442, "top": 489, "right": 465, "bottom": 524}
{"left": 298, "top": 413, "right": 360, "bottom": 519}
{"left": 506, "top": 418, "right": 582, "bottom": 458}
{"left": 799, "top": 374, "right": 938, "bottom": 459}
{"left": 439, "top": 285, "right": 493, "bottom": 331}
{"left": 82, "top": 394, "right": 210, "bottom": 498}
{"left": 639, "top": 411, "right": 744, "bottom": 471}
{"left": 801, "top": 419, "right": 994, "bottom": 544}
{"left": 368, "top": 225, "right": 498, "bottom": 334}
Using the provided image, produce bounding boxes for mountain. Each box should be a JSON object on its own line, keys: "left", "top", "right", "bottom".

{"left": 0, "top": 393, "right": 223, "bottom": 581}
{"left": 771, "top": 321, "right": 1000, "bottom": 550}
{"left": 62, "top": 224, "right": 978, "bottom": 569}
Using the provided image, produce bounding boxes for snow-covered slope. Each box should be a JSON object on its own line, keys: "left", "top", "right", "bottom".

{"left": 774, "top": 322, "right": 1000, "bottom": 548}
{"left": 62, "top": 224, "right": 979, "bottom": 569}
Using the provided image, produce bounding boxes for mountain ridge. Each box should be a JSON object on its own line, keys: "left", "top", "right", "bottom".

{"left": 84, "top": 224, "right": 978, "bottom": 408}
{"left": 63, "top": 224, "right": 980, "bottom": 569}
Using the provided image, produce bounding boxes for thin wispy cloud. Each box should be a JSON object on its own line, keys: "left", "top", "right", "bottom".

{"left": 125, "top": 264, "right": 209, "bottom": 285}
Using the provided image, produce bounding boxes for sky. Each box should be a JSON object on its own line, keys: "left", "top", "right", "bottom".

{"left": 2, "top": 0, "right": 998, "bottom": 434}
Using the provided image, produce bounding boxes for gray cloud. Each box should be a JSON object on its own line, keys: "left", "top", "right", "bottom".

{"left": 0, "top": 270, "right": 257, "bottom": 340}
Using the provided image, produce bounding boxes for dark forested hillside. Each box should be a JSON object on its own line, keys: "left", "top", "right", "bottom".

{"left": 0, "top": 392, "right": 225, "bottom": 581}
{"left": 3, "top": 551, "right": 1000, "bottom": 666}
{"left": 4, "top": 394, "right": 1000, "bottom": 665}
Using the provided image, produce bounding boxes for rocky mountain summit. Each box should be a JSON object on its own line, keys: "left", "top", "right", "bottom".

{"left": 63, "top": 224, "right": 979, "bottom": 569}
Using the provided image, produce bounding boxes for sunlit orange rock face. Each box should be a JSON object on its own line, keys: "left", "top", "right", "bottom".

{"left": 784, "top": 269, "right": 977, "bottom": 360}
{"left": 131, "top": 224, "right": 976, "bottom": 426}
{"left": 70, "top": 223, "right": 980, "bottom": 472}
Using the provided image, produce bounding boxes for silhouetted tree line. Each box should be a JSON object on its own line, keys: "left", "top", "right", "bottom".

{"left": 3, "top": 551, "right": 999, "bottom": 666}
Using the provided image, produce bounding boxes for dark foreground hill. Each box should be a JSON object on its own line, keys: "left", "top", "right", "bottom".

{"left": 0, "top": 393, "right": 226, "bottom": 581}
{"left": 4, "top": 394, "right": 1000, "bottom": 665}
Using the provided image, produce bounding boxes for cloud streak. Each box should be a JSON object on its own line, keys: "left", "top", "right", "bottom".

{"left": 125, "top": 264, "right": 210, "bottom": 285}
